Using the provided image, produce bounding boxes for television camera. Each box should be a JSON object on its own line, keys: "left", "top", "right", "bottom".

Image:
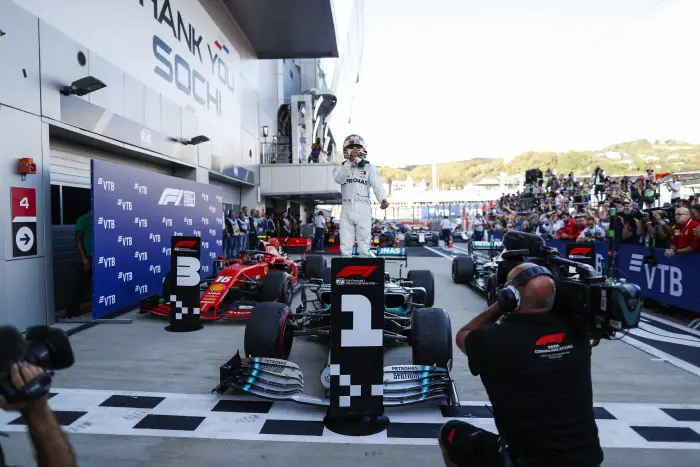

{"left": 495, "top": 231, "right": 642, "bottom": 344}
{"left": 0, "top": 326, "right": 74, "bottom": 403}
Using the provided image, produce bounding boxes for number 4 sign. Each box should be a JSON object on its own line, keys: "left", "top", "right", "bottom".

{"left": 11, "top": 187, "right": 37, "bottom": 257}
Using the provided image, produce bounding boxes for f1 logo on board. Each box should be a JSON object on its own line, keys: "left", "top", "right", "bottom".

{"left": 335, "top": 266, "right": 378, "bottom": 286}
{"left": 337, "top": 266, "right": 377, "bottom": 278}
{"left": 158, "top": 188, "right": 195, "bottom": 207}
{"left": 569, "top": 247, "right": 592, "bottom": 255}
{"left": 175, "top": 240, "right": 197, "bottom": 249}
{"left": 628, "top": 253, "right": 682, "bottom": 297}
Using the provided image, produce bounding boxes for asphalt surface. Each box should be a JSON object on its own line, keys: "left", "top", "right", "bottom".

{"left": 4, "top": 249, "right": 700, "bottom": 466}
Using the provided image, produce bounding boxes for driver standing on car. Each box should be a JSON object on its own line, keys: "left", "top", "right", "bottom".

{"left": 333, "top": 135, "right": 389, "bottom": 256}
{"left": 439, "top": 262, "right": 603, "bottom": 467}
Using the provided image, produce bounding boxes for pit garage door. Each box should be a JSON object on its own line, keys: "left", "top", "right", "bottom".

{"left": 50, "top": 139, "right": 175, "bottom": 312}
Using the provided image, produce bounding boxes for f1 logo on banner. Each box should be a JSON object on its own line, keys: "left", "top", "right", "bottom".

{"left": 91, "top": 160, "right": 222, "bottom": 319}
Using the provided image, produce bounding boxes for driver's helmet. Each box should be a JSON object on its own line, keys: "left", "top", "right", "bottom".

{"left": 343, "top": 134, "right": 368, "bottom": 160}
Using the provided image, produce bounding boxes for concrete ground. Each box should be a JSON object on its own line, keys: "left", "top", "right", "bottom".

{"left": 4, "top": 253, "right": 700, "bottom": 466}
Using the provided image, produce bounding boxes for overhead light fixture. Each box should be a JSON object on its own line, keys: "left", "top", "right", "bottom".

{"left": 272, "top": 136, "right": 278, "bottom": 144}
{"left": 262, "top": 126, "right": 269, "bottom": 138}
{"left": 60, "top": 76, "right": 106, "bottom": 96}
{"left": 182, "top": 135, "right": 210, "bottom": 146}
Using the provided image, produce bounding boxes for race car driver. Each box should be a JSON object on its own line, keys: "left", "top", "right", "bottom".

{"left": 333, "top": 135, "right": 389, "bottom": 256}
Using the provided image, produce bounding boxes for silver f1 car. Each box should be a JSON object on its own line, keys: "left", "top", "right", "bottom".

{"left": 214, "top": 248, "right": 458, "bottom": 407}
{"left": 451, "top": 239, "right": 504, "bottom": 304}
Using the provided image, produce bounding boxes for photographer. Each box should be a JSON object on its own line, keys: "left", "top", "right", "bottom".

{"left": 576, "top": 216, "right": 605, "bottom": 243}
{"left": 440, "top": 263, "right": 603, "bottom": 467}
{"left": 0, "top": 363, "right": 76, "bottom": 467}
{"left": 665, "top": 207, "right": 700, "bottom": 258}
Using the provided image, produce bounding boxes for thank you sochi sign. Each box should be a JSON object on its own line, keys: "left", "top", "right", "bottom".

{"left": 169, "top": 236, "right": 201, "bottom": 329}
{"left": 91, "top": 159, "right": 222, "bottom": 319}
{"left": 329, "top": 258, "right": 385, "bottom": 417}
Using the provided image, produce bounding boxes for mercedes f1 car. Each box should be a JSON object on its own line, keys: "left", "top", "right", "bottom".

{"left": 404, "top": 225, "right": 439, "bottom": 246}
{"left": 451, "top": 239, "right": 504, "bottom": 304}
{"left": 214, "top": 247, "right": 458, "bottom": 406}
{"left": 139, "top": 239, "right": 325, "bottom": 321}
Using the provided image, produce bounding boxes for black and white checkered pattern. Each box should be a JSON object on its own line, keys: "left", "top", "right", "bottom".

{"left": 169, "top": 294, "right": 200, "bottom": 320}
{"left": 330, "top": 364, "right": 383, "bottom": 407}
{"left": 1, "top": 388, "right": 699, "bottom": 448}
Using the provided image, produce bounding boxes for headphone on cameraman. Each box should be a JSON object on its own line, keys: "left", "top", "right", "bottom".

{"left": 497, "top": 265, "right": 554, "bottom": 313}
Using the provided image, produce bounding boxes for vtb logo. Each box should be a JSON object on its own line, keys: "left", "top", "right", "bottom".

{"left": 158, "top": 188, "right": 195, "bottom": 207}
{"left": 569, "top": 247, "right": 592, "bottom": 255}
{"left": 536, "top": 333, "right": 565, "bottom": 346}
{"left": 337, "top": 266, "right": 377, "bottom": 278}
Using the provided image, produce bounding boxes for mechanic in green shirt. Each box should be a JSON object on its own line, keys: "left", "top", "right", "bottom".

{"left": 66, "top": 211, "right": 92, "bottom": 318}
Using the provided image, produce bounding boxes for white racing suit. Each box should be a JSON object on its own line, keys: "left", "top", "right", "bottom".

{"left": 333, "top": 160, "right": 387, "bottom": 256}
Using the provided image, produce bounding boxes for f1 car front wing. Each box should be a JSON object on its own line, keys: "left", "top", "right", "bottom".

{"left": 214, "top": 352, "right": 458, "bottom": 407}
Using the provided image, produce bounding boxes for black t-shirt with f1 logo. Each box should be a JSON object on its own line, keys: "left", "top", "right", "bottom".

{"left": 464, "top": 312, "right": 604, "bottom": 467}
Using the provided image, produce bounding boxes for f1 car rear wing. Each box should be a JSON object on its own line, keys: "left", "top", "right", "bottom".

{"left": 349, "top": 246, "right": 408, "bottom": 264}
{"left": 471, "top": 240, "right": 503, "bottom": 250}
{"left": 214, "top": 352, "right": 457, "bottom": 407}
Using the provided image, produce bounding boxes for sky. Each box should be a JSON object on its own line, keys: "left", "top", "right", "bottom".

{"left": 346, "top": 0, "right": 700, "bottom": 167}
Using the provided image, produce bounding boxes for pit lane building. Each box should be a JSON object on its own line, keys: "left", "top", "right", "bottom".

{"left": 0, "top": 0, "right": 362, "bottom": 329}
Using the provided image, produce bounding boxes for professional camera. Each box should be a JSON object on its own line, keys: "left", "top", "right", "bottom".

{"left": 643, "top": 206, "right": 675, "bottom": 224}
{"left": 0, "top": 326, "right": 74, "bottom": 403}
{"left": 496, "top": 231, "right": 642, "bottom": 342}
{"left": 525, "top": 168, "right": 543, "bottom": 185}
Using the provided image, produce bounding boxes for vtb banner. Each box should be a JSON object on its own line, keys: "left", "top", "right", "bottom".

{"left": 91, "top": 160, "right": 223, "bottom": 319}
{"left": 329, "top": 258, "right": 385, "bottom": 417}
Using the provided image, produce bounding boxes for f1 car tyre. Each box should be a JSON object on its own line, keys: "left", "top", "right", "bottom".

{"left": 304, "top": 254, "right": 325, "bottom": 279}
{"left": 260, "top": 271, "right": 293, "bottom": 305}
{"left": 452, "top": 256, "right": 475, "bottom": 284}
{"left": 320, "top": 266, "right": 332, "bottom": 285}
{"left": 411, "top": 307, "right": 452, "bottom": 370}
{"left": 485, "top": 274, "right": 498, "bottom": 305}
{"left": 244, "top": 302, "right": 293, "bottom": 360}
{"left": 406, "top": 270, "right": 435, "bottom": 308}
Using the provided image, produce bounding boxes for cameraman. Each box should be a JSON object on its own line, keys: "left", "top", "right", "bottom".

{"left": 576, "top": 216, "right": 605, "bottom": 243}
{"left": 440, "top": 263, "right": 603, "bottom": 467}
{"left": 0, "top": 363, "right": 76, "bottom": 467}
{"left": 665, "top": 207, "right": 700, "bottom": 258}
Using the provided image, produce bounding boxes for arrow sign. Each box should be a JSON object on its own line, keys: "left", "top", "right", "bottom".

{"left": 13, "top": 223, "right": 37, "bottom": 257}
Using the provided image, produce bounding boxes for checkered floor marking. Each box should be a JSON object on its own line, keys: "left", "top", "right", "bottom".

{"left": 2, "top": 388, "right": 699, "bottom": 448}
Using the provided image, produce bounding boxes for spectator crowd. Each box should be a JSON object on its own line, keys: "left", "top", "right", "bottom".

{"left": 472, "top": 167, "right": 700, "bottom": 256}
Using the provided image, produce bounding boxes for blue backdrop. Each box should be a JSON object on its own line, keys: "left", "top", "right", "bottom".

{"left": 91, "top": 160, "right": 224, "bottom": 318}
{"left": 546, "top": 239, "right": 699, "bottom": 314}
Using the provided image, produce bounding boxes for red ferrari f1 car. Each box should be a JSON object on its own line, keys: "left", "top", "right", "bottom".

{"left": 139, "top": 239, "right": 325, "bottom": 321}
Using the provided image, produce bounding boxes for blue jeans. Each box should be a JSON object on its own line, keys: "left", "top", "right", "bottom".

{"left": 315, "top": 227, "right": 325, "bottom": 251}
{"left": 442, "top": 229, "right": 451, "bottom": 244}
{"left": 239, "top": 233, "right": 248, "bottom": 253}
{"left": 225, "top": 236, "right": 236, "bottom": 258}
